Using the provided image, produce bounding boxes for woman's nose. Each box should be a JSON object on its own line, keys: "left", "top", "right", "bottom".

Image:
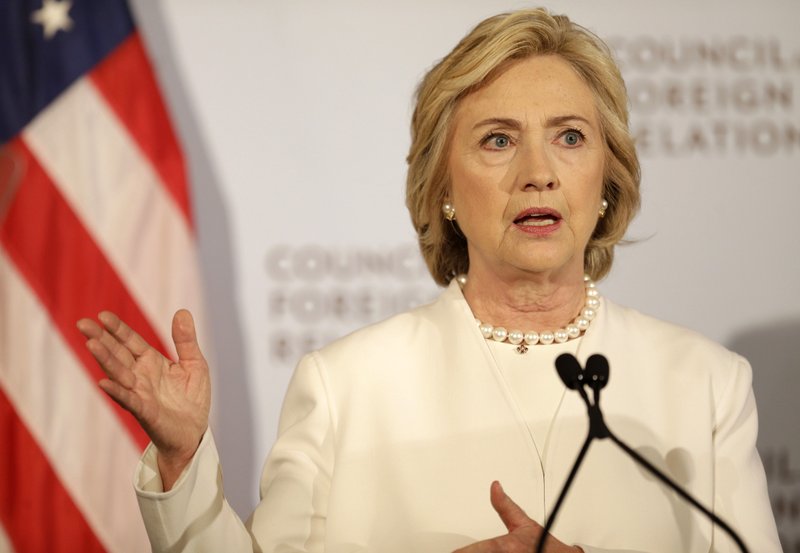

{"left": 516, "top": 142, "right": 558, "bottom": 191}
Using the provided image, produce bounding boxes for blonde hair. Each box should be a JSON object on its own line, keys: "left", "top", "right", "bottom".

{"left": 406, "top": 8, "right": 640, "bottom": 285}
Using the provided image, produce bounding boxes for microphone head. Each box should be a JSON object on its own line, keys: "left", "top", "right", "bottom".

{"left": 585, "top": 354, "right": 610, "bottom": 390}
{"left": 555, "top": 353, "right": 583, "bottom": 389}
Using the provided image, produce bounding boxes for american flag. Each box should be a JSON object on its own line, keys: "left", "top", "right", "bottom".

{"left": 0, "top": 0, "right": 206, "bottom": 551}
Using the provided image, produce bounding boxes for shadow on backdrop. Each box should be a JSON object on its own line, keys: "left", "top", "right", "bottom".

{"left": 130, "top": 2, "right": 257, "bottom": 517}
{"left": 728, "top": 317, "right": 800, "bottom": 550}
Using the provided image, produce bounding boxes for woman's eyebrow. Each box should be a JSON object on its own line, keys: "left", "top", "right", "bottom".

{"left": 472, "top": 117, "right": 522, "bottom": 130}
{"left": 471, "top": 114, "right": 593, "bottom": 131}
{"left": 546, "top": 114, "right": 593, "bottom": 127}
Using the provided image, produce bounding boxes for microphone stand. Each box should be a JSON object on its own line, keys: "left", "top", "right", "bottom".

{"left": 534, "top": 354, "right": 749, "bottom": 553}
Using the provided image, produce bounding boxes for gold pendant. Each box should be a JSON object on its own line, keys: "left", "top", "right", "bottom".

{"left": 515, "top": 344, "right": 528, "bottom": 354}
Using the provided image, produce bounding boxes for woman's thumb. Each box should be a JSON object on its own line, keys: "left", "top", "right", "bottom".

{"left": 490, "top": 481, "right": 531, "bottom": 532}
{"left": 172, "top": 309, "right": 203, "bottom": 362}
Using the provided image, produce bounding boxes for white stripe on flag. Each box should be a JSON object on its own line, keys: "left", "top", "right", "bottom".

{"left": 22, "top": 77, "right": 205, "bottom": 357}
{"left": 0, "top": 249, "right": 150, "bottom": 553}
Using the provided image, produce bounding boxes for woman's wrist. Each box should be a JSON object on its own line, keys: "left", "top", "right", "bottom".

{"left": 156, "top": 450, "right": 195, "bottom": 491}
{"left": 155, "top": 432, "right": 205, "bottom": 491}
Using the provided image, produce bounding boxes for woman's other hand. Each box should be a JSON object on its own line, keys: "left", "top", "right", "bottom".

{"left": 453, "top": 481, "right": 582, "bottom": 553}
{"left": 77, "top": 309, "right": 210, "bottom": 490}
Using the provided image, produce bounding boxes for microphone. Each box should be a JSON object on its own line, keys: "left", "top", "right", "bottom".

{"left": 535, "top": 353, "right": 750, "bottom": 553}
{"left": 555, "top": 353, "right": 583, "bottom": 389}
{"left": 584, "top": 353, "right": 609, "bottom": 391}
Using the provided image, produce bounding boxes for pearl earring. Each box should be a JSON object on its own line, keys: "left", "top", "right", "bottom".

{"left": 599, "top": 199, "right": 609, "bottom": 218}
{"left": 442, "top": 202, "right": 456, "bottom": 221}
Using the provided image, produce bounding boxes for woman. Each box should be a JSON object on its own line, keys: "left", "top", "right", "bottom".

{"left": 78, "top": 8, "right": 780, "bottom": 553}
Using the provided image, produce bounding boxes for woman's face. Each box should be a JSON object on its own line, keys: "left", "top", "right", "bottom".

{"left": 448, "top": 55, "right": 606, "bottom": 282}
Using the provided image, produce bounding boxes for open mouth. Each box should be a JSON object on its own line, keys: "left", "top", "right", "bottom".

{"left": 514, "top": 208, "right": 562, "bottom": 227}
{"left": 515, "top": 213, "right": 559, "bottom": 226}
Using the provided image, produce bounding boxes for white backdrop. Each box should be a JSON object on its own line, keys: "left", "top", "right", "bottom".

{"left": 130, "top": 0, "right": 800, "bottom": 548}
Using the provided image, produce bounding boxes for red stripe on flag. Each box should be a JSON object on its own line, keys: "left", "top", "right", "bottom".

{"left": 0, "top": 138, "right": 166, "bottom": 451}
{"left": 90, "top": 32, "right": 193, "bottom": 228}
{"left": 0, "top": 389, "right": 107, "bottom": 553}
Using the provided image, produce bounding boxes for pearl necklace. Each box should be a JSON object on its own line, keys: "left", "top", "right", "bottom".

{"left": 457, "top": 274, "right": 600, "bottom": 354}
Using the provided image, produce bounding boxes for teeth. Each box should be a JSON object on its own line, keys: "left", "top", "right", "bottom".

{"left": 519, "top": 218, "right": 556, "bottom": 226}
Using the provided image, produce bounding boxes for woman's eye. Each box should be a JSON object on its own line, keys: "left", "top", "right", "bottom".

{"left": 482, "top": 133, "right": 512, "bottom": 150}
{"left": 562, "top": 130, "right": 584, "bottom": 146}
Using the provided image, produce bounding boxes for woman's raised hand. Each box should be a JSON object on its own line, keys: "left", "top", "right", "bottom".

{"left": 77, "top": 309, "right": 210, "bottom": 490}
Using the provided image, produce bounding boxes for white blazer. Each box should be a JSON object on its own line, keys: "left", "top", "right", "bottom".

{"left": 134, "top": 281, "right": 781, "bottom": 553}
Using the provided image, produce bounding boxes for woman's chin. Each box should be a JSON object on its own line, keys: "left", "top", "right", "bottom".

{"left": 486, "top": 258, "right": 584, "bottom": 281}
{"left": 500, "top": 246, "right": 583, "bottom": 277}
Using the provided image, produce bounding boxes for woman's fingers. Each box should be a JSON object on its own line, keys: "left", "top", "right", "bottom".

{"left": 98, "top": 311, "right": 150, "bottom": 357}
{"left": 76, "top": 317, "right": 102, "bottom": 339}
{"left": 98, "top": 378, "right": 143, "bottom": 415}
{"left": 77, "top": 317, "right": 137, "bottom": 367}
{"left": 85, "top": 336, "right": 137, "bottom": 389}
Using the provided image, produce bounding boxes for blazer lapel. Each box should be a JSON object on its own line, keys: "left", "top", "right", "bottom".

{"left": 434, "top": 281, "right": 547, "bottom": 518}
